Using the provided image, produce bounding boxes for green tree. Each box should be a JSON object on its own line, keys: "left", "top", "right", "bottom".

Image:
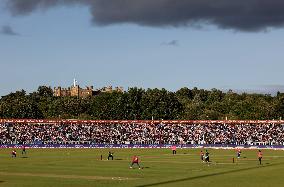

{"left": 141, "top": 88, "right": 183, "bottom": 120}
{"left": 0, "top": 90, "right": 43, "bottom": 119}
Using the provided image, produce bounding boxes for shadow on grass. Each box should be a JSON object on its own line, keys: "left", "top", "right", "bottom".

{"left": 137, "top": 162, "right": 284, "bottom": 187}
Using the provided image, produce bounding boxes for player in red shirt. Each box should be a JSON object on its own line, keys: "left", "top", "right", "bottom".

{"left": 200, "top": 150, "right": 204, "bottom": 162}
{"left": 130, "top": 155, "right": 141, "bottom": 169}
{"left": 171, "top": 145, "right": 177, "bottom": 155}
{"left": 258, "top": 150, "right": 263, "bottom": 165}
{"left": 237, "top": 149, "right": 241, "bottom": 159}
{"left": 11, "top": 150, "right": 17, "bottom": 158}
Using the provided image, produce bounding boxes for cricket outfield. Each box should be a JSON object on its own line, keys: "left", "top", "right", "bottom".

{"left": 0, "top": 148, "right": 283, "bottom": 187}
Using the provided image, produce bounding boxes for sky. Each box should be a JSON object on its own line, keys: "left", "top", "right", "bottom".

{"left": 1, "top": 0, "right": 284, "bottom": 96}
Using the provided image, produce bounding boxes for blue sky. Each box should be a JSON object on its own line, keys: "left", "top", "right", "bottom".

{"left": 1, "top": 3, "right": 284, "bottom": 96}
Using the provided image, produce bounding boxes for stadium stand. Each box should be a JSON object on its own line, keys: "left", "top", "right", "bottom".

{"left": 1, "top": 119, "right": 284, "bottom": 145}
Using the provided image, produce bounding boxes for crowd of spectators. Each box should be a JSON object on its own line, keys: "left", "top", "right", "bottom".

{"left": 0, "top": 122, "right": 284, "bottom": 145}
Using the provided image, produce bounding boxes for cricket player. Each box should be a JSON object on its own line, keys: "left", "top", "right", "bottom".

{"left": 130, "top": 155, "right": 141, "bottom": 169}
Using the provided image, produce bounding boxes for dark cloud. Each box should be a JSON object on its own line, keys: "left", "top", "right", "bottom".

{"left": 1, "top": 25, "right": 19, "bottom": 36}
{"left": 5, "top": 0, "right": 86, "bottom": 15}
{"left": 162, "top": 40, "right": 179, "bottom": 46}
{"left": 4, "top": 0, "right": 284, "bottom": 31}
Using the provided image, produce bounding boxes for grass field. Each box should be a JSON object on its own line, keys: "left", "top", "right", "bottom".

{"left": 0, "top": 148, "right": 284, "bottom": 187}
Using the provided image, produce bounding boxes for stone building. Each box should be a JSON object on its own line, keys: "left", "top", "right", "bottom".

{"left": 53, "top": 79, "right": 123, "bottom": 98}
{"left": 53, "top": 85, "right": 94, "bottom": 98}
{"left": 100, "top": 86, "right": 124, "bottom": 93}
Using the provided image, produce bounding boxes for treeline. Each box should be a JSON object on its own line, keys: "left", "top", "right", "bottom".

{"left": 0, "top": 86, "right": 284, "bottom": 120}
